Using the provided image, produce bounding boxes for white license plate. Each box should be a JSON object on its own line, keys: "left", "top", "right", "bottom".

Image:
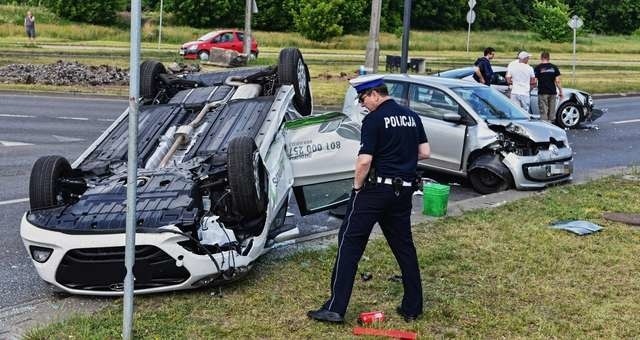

{"left": 179, "top": 50, "right": 185, "bottom": 55}
{"left": 548, "top": 164, "right": 570, "bottom": 175}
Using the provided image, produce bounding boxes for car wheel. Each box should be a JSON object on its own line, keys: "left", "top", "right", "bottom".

{"left": 140, "top": 60, "right": 166, "bottom": 103}
{"left": 250, "top": 51, "right": 258, "bottom": 59}
{"left": 468, "top": 168, "right": 511, "bottom": 194}
{"left": 556, "top": 101, "right": 583, "bottom": 129}
{"left": 278, "top": 47, "right": 312, "bottom": 116}
{"left": 198, "top": 51, "right": 209, "bottom": 61}
{"left": 29, "top": 155, "right": 72, "bottom": 210}
{"left": 228, "top": 135, "right": 268, "bottom": 219}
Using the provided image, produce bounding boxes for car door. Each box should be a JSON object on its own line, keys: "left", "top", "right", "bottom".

{"left": 212, "top": 32, "right": 235, "bottom": 52}
{"left": 406, "top": 83, "right": 467, "bottom": 172}
{"left": 284, "top": 112, "right": 361, "bottom": 215}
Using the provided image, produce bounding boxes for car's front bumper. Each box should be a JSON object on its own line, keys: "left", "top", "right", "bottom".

{"left": 502, "top": 147, "right": 573, "bottom": 190}
{"left": 20, "top": 214, "right": 251, "bottom": 296}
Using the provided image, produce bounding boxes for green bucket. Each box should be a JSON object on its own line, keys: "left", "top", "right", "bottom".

{"left": 422, "top": 182, "right": 450, "bottom": 217}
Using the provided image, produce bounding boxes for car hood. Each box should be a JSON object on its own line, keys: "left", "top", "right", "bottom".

{"left": 181, "top": 41, "right": 201, "bottom": 48}
{"left": 486, "top": 119, "right": 568, "bottom": 142}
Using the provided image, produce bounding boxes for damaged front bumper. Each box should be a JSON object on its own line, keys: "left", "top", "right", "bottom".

{"left": 502, "top": 146, "right": 574, "bottom": 190}
{"left": 20, "top": 214, "right": 253, "bottom": 296}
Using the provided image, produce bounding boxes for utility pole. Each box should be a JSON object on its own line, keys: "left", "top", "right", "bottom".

{"left": 158, "top": 0, "right": 163, "bottom": 49}
{"left": 243, "top": 0, "right": 252, "bottom": 57}
{"left": 400, "top": 0, "right": 412, "bottom": 73}
{"left": 365, "top": 0, "right": 382, "bottom": 73}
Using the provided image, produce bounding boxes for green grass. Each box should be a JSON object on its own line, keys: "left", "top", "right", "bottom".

{"left": 24, "top": 175, "right": 640, "bottom": 339}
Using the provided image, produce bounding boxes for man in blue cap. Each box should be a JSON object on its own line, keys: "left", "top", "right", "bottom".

{"left": 307, "top": 74, "right": 430, "bottom": 323}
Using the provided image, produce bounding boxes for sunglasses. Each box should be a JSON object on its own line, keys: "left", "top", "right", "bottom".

{"left": 358, "top": 90, "right": 372, "bottom": 104}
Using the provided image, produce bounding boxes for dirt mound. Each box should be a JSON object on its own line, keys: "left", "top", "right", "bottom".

{"left": 0, "top": 60, "right": 129, "bottom": 86}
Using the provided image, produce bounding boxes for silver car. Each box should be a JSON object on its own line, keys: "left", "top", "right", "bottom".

{"left": 436, "top": 66, "right": 604, "bottom": 129}
{"left": 343, "top": 74, "right": 573, "bottom": 194}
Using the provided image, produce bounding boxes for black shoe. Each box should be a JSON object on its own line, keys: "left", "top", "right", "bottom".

{"left": 396, "top": 306, "right": 420, "bottom": 322}
{"left": 307, "top": 308, "right": 344, "bottom": 323}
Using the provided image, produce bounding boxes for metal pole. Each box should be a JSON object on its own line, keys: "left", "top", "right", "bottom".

{"left": 244, "top": 0, "right": 252, "bottom": 56}
{"left": 365, "top": 0, "right": 381, "bottom": 73}
{"left": 572, "top": 27, "right": 577, "bottom": 86}
{"left": 400, "top": 0, "right": 412, "bottom": 73}
{"left": 466, "top": 21, "right": 471, "bottom": 53}
{"left": 123, "top": 0, "right": 141, "bottom": 338}
{"left": 158, "top": 0, "right": 163, "bottom": 49}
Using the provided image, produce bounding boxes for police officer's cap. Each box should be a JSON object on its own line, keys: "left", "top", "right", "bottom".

{"left": 349, "top": 74, "right": 385, "bottom": 93}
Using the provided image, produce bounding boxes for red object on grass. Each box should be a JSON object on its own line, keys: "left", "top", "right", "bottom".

{"left": 353, "top": 326, "right": 418, "bottom": 339}
{"left": 358, "top": 311, "right": 385, "bottom": 324}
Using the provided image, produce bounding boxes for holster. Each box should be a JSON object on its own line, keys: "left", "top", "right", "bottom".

{"left": 366, "top": 167, "right": 377, "bottom": 188}
{"left": 392, "top": 177, "right": 403, "bottom": 196}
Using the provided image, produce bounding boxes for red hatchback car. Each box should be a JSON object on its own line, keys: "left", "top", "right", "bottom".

{"left": 179, "top": 29, "right": 259, "bottom": 61}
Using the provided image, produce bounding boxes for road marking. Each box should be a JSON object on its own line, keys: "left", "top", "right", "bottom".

{"left": 0, "top": 140, "right": 34, "bottom": 146}
{"left": 97, "top": 118, "right": 115, "bottom": 122}
{"left": 0, "top": 198, "right": 29, "bottom": 206}
{"left": 0, "top": 114, "right": 34, "bottom": 118}
{"left": 52, "top": 135, "right": 85, "bottom": 143}
{"left": 612, "top": 119, "right": 640, "bottom": 125}
{"left": 56, "top": 116, "right": 89, "bottom": 121}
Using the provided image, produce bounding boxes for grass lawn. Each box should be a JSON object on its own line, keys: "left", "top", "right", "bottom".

{"left": 25, "top": 175, "right": 640, "bottom": 339}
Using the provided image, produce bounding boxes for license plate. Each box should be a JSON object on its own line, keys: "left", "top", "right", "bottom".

{"left": 179, "top": 50, "right": 185, "bottom": 55}
{"left": 548, "top": 163, "right": 570, "bottom": 176}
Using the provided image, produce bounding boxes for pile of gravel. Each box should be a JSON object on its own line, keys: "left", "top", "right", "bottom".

{"left": 0, "top": 60, "right": 129, "bottom": 86}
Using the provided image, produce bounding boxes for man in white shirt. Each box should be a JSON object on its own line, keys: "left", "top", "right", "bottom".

{"left": 506, "top": 51, "right": 536, "bottom": 112}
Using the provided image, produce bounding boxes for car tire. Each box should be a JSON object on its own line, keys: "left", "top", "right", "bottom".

{"left": 29, "top": 155, "right": 72, "bottom": 210}
{"left": 250, "top": 51, "right": 258, "bottom": 59}
{"left": 556, "top": 101, "right": 583, "bottom": 129}
{"left": 228, "top": 135, "right": 267, "bottom": 219}
{"left": 468, "top": 168, "right": 511, "bottom": 194}
{"left": 140, "top": 60, "right": 166, "bottom": 103}
{"left": 198, "top": 51, "right": 209, "bottom": 61}
{"left": 278, "top": 47, "right": 312, "bottom": 116}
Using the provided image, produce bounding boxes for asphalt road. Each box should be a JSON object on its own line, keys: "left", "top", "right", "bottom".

{"left": 0, "top": 93, "right": 638, "bottom": 327}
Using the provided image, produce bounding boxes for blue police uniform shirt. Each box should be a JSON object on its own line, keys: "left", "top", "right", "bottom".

{"left": 473, "top": 57, "right": 494, "bottom": 85}
{"left": 359, "top": 99, "right": 428, "bottom": 182}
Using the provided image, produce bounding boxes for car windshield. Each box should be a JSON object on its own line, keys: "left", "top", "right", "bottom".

{"left": 452, "top": 86, "right": 530, "bottom": 120}
{"left": 197, "top": 32, "right": 218, "bottom": 41}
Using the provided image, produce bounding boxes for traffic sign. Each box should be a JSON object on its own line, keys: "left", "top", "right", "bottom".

{"left": 468, "top": 0, "right": 476, "bottom": 9}
{"left": 466, "top": 10, "right": 476, "bottom": 24}
{"left": 568, "top": 15, "right": 583, "bottom": 29}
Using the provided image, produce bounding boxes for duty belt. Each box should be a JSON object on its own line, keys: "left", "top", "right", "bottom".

{"left": 376, "top": 177, "right": 412, "bottom": 187}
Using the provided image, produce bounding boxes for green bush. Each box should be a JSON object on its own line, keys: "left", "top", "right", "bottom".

{"left": 531, "top": 1, "right": 571, "bottom": 42}
{"left": 292, "top": 0, "right": 343, "bottom": 41}
{"left": 43, "top": 0, "right": 119, "bottom": 25}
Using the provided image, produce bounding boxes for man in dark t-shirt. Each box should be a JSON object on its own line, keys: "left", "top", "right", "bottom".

{"left": 473, "top": 47, "right": 496, "bottom": 85}
{"left": 534, "top": 51, "right": 563, "bottom": 122}
{"left": 308, "top": 74, "right": 430, "bottom": 324}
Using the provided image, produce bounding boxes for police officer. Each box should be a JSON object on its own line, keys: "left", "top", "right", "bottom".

{"left": 307, "top": 75, "right": 430, "bottom": 323}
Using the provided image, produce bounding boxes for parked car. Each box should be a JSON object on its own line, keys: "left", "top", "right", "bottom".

{"left": 179, "top": 29, "right": 259, "bottom": 61}
{"left": 343, "top": 74, "right": 573, "bottom": 194}
{"left": 435, "top": 66, "right": 604, "bottom": 129}
{"left": 21, "top": 48, "right": 361, "bottom": 296}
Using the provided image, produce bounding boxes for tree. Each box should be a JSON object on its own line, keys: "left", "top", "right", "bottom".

{"left": 566, "top": 0, "right": 640, "bottom": 35}
{"left": 169, "top": 0, "right": 243, "bottom": 28}
{"left": 43, "top": 0, "right": 119, "bottom": 25}
{"left": 291, "top": 0, "right": 343, "bottom": 41}
{"left": 531, "top": 1, "right": 571, "bottom": 42}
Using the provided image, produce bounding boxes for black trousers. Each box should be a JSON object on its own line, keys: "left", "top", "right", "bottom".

{"left": 322, "top": 184, "right": 423, "bottom": 316}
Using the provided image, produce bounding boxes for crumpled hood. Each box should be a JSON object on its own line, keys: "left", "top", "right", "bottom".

{"left": 486, "top": 119, "right": 568, "bottom": 142}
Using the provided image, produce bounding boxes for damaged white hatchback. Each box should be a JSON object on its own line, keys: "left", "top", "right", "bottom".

{"left": 21, "top": 48, "right": 361, "bottom": 295}
{"left": 343, "top": 74, "right": 573, "bottom": 194}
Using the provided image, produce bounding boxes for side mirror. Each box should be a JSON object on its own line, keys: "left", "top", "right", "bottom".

{"left": 443, "top": 112, "right": 462, "bottom": 123}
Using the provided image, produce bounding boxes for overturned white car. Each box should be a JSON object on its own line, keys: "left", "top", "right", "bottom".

{"left": 21, "top": 48, "right": 360, "bottom": 295}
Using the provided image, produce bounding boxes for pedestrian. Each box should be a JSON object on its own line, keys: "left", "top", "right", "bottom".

{"left": 307, "top": 74, "right": 430, "bottom": 324}
{"left": 24, "top": 10, "right": 36, "bottom": 43}
{"left": 473, "top": 47, "right": 495, "bottom": 85}
{"left": 534, "top": 51, "right": 563, "bottom": 122}
{"left": 506, "top": 51, "right": 536, "bottom": 112}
